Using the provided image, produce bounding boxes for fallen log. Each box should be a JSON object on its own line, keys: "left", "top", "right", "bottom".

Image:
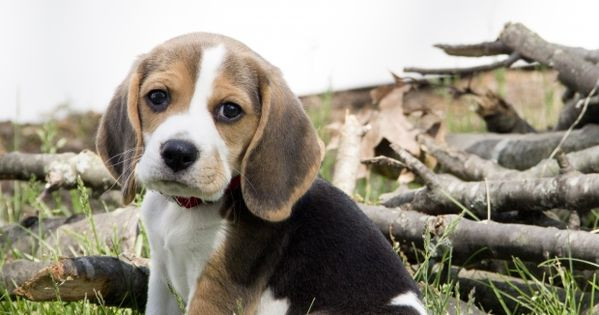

{"left": 0, "top": 215, "right": 84, "bottom": 259}
{"left": 360, "top": 204, "right": 599, "bottom": 266}
{"left": 420, "top": 135, "right": 599, "bottom": 181}
{"left": 1, "top": 207, "right": 139, "bottom": 259}
{"left": 0, "top": 151, "right": 116, "bottom": 191}
{"left": 386, "top": 145, "right": 599, "bottom": 216}
{"left": 2, "top": 256, "right": 148, "bottom": 311}
{"left": 446, "top": 124, "right": 599, "bottom": 170}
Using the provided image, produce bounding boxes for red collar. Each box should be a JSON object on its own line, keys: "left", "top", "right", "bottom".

{"left": 174, "top": 176, "right": 241, "bottom": 209}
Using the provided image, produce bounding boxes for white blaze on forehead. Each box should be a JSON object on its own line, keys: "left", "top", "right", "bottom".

{"left": 136, "top": 43, "right": 232, "bottom": 199}
{"left": 190, "top": 44, "right": 226, "bottom": 115}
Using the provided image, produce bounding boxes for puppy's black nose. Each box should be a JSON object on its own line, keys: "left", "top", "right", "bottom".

{"left": 161, "top": 140, "right": 198, "bottom": 172}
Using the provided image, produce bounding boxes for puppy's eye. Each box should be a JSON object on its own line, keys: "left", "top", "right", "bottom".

{"left": 216, "top": 102, "right": 244, "bottom": 122}
{"left": 146, "top": 89, "right": 170, "bottom": 111}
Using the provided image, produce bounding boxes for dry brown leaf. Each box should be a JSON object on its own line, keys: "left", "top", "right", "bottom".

{"left": 370, "top": 84, "right": 395, "bottom": 105}
{"left": 357, "top": 85, "right": 421, "bottom": 178}
{"left": 360, "top": 86, "right": 420, "bottom": 159}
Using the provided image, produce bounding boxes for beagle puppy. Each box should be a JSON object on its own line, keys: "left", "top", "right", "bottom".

{"left": 96, "top": 33, "right": 425, "bottom": 315}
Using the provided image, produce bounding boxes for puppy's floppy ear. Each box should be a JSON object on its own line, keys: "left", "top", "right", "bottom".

{"left": 96, "top": 63, "right": 144, "bottom": 204}
{"left": 241, "top": 67, "right": 322, "bottom": 222}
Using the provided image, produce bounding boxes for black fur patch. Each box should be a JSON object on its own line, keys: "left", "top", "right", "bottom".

{"left": 225, "top": 178, "right": 422, "bottom": 314}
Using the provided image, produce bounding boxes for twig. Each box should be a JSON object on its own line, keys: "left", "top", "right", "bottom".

{"left": 404, "top": 52, "right": 520, "bottom": 76}
{"left": 434, "top": 40, "right": 512, "bottom": 57}
{"left": 548, "top": 80, "right": 599, "bottom": 160}
{"left": 361, "top": 156, "right": 405, "bottom": 170}
{"left": 555, "top": 150, "right": 576, "bottom": 175}
{"left": 484, "top": 178, "right": 490, "bottom": 222}
{"left": 389, "top": 144, "right": 438, "bottom": 188}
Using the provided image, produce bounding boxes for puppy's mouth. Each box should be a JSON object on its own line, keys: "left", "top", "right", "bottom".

{"left": 172, "top": 176, "right": 241, "bottom": 209}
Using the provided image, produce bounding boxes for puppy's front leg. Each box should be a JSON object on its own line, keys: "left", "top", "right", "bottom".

{"left": 186, "top": 251, "right": 265, "bottom": 315}
{"left": 146, "top": 264, "right": 182, "bottom": 315}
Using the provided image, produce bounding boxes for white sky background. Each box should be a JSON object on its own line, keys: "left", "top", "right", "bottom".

{"left": 1, "top": 0, "right": 598, "bottom": 122}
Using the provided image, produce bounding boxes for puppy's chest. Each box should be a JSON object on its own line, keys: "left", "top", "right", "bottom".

{"left": 141, "top": 192, "right": 226, "bottom": 298}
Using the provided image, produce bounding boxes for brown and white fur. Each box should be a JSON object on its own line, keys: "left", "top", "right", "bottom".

{"left": 97, "top": 33, "right": 425, "bottom": 315}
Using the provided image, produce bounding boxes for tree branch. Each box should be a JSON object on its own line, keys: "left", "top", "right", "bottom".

{"left": 360, "top": 204, "right": 599, "bottom": 266}
{"left": 499, "top": 22, "right": 599, "bottom": 95}
{"left": 453, "top": 88, "right": 535, "bottom": 134}
{"left": 420, "top": 135, "right": 599, "bottom": 181}
{"left": 404, "top": 52, "right": 520, "bottom": 76}
{"left": 331, "top": 113, "right": 369, "bottom": 195}
{"left": 434, "top": 41, "right": 512, "bottom": 57}
{"left": 446, "top": 124, "right": 599, "bottom": 170}
{"left": 0, "top": 151, "right": 116, "bottom": 191}
{"left": 388, "top": 145, "right": 599, "bottom": 216}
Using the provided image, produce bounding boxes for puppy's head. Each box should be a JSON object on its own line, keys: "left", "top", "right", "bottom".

{"left": 96, "top": 33, "right": 321, "bottom": 222}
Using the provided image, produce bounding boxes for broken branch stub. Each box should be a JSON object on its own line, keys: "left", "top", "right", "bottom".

{"left": 331, "top": 114, "right": 369, "bottom": 195}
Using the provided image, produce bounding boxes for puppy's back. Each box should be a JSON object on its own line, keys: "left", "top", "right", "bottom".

{"left": 268, "top": 178, "right": 422, "bottom": 314}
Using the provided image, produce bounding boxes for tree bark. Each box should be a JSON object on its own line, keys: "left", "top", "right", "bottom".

{"left": 332, "top": 114, "right": 369, "bottom": 195}
{"left": 387, "top": 144, "right": 599, "bottom": 216}
{"left": 555, "top": 95, "right": 599, "bottom": 130}
{"left": 360, "top": 204, "right": 599, "bottom": 266}
{"left": 446, "top": 124, "right": 599, "bottom": 170}
{"left": 1, "top": 207, "right": 139, "bottom": 259}
{"left": 436, "top": 39, "right": 599, "bottom": 65}
{"left": 499, "top": 22, "right": 599, "bottom": 95}
{"left": 3, "top": 256, "right": 148, "bottom": 311}
{"left": 420, "top": 135, "right": 599, "bottom": 181}
{"left": 0, "top": 215, "right": 84, "bottom": 259}
{"left": 404, "top": 52, "right": 520, "bottom": 76}
{"left": 434, "top": 41, "right": 512, "bottom": 57}
{"left": 0, "top": 151, "right": 116, "bottom": 191}
{"left": 455, "top": 89, "right": 535, "bottom": 134}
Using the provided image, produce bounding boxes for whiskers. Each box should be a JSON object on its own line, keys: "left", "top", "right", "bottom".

{"left": 104, "top": 148, "right": 140, "bottom": 168}
{"left": 229, "top": 166, "right": 256, "bottom": 196}
{"left": 105, "top": 151, "right": 143, "bottom": 193}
